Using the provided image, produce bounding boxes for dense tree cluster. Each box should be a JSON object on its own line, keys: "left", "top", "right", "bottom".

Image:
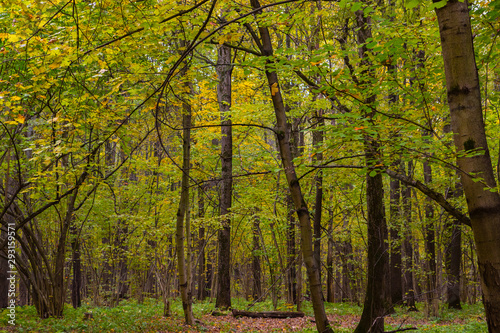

{"left": 1, "top": 0, "right": 500, "bottom": 332}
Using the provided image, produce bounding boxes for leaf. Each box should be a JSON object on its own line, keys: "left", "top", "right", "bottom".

{"left": 270, "top": 82, "right": 279, "bottom": 96}
{"left": 351, "top": 2, "right": 363, "bottom": 12}
{"left": 406, "top": 0, "right": 420, "bottom": 9}
{"left": 369, "top": 170, "right": 377, "bottom": 177}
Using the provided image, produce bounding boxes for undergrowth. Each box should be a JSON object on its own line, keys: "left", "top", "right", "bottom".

{"left": 0, "top": 298, "right": 487, "bottom": 332}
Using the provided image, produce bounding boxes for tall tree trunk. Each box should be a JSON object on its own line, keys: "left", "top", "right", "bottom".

{"left": 326, "top": 207, "right": 334, "bottom": 303}
{"left": 435, "top": 1, "right": 500, "bottom": 330}
{"left": 287, "top": 195, "right": 297, "bottom": 304}
{"left": 215, "top": 41, "right": 233, "bottom": 310}
{"left": 252, "top": 213, "right": 262, "bottom": 301}
{"left": 389, "top": 173, "right": 403, "bottom": 306}
{"left": 423, "top": 158, "right": 438, "bottom": 317}
{"left": 197, "top": 186, "right": 207, "bottom": 301}
{"left": 313, "top": 111, "right": 324, "bottom": 299}
{"left": 354, "top": 4, "right": 390, "bottom": 333}
{"left": 175, "top": 64, "right": 195, "bottom": 325}
{"left": 70, "top": 225, "right": 82, "bottom": 308}
{"left": 402, "top": 162, "right": 417, "bottom": 311}
{"left": 249, "top": 1, "right": 332, "bottom": 331}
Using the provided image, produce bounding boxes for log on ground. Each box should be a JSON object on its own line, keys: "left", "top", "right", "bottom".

{"left": 231, "top": 309, "right": 305, "bottom": 319}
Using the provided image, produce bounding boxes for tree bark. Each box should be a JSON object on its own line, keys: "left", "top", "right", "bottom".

{"left": 354, "top": 4, "right": 390, "bottom": 333}
{"left": 423, "top": 158, "right": 438, "bottom": 317}
{"left": 389, "top": 173, "right": 403, "bottom": 306}
{"left": 215, "top": 41, "right": 233, "bottom": 310}
{"left": 175, "top": 64, "right": 195, "bottom": 325}
{"left": 248, "top": 1, "right": 332, "bottom": 331}
{"left": 435, "top": 1, "right": 500, "bottom": 330}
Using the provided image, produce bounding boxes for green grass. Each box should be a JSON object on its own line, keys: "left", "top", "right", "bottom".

{"left": 0, "top": 298, "right": 487, "bottom": 332}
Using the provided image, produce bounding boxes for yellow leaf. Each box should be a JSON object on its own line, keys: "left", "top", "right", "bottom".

{"left": 271, "top": 82, "right": 279, "bottom": 96}
{"left": 15, "top": 114, "right": 25, "bottom": 124}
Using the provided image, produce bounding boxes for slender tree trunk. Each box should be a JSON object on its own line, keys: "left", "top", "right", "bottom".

{"left": 389, "top": 173, "right": 403, "bottom": 306}
{"left": 175, "top": 66, "right": 195, "bottom": 325}
{"left": 423, "top": 158, "right": 438, "bottom": 317}
{"left": 197, "top": 186, "right": 206, "bottom": 301}
{"left": 402, "top": 162, "right": 417, "bottom": 311}
{"left": 252, "top": 213, "right": 262, "bottom": 301}
{"left": 215, "top": 41, "right": 233, "bottom": 310}
{"left": 249, "top": 1, "right": 332, "bottom": 331}
{"left": 71, "top": 225, "right": 82, "bottom": 308}
{"left": 326, "top": 208, "right": 334, "bottom": 303}
{"left": 313, "top": 110, "right": 324, "bottom": 299}
{"left": 287, "top": 195, "right": 297, "bottom": 304}
{"left": 435, "top": 1, "right": 500, "bottom": 330}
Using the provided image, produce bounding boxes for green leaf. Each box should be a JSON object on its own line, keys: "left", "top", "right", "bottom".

{"left": 351, "top": 2, "right": 362, "bottom": 12}
{"left": 406, "top": 0, "right": 419, "bottom": 9}
{"left": 369, "top": 170, "right": 377, "bottom": 177}
{"left": 431, "top": 0, "right": 448, "bottom": 9}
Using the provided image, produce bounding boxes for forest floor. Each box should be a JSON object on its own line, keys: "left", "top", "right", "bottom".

{"left": 1, "top": 297, "right": 487, "bottom": 332}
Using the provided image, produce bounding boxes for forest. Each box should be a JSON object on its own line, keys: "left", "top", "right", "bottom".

{"left": 0, "top": 0, "right": 499, "bottom": 332}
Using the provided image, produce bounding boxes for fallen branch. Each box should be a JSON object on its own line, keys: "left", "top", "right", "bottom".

{"left": 231, "top": 309, "right": 305, "bottom": 319}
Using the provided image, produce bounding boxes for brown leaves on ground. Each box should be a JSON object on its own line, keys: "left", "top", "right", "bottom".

{"left": 158, "top": 311, "right": 478, "bottom": 333}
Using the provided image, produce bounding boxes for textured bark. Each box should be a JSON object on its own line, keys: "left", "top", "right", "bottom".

{"left": 402, "top": 162, "right": 417, "bottom": 311}
{"left": 197, "top": 186, "right": 207, "bottom": 301}
{"left": 175, "top": 73, "right": 195, "bottom": 325}
{"left": 71, "top": 225, "right": 82, "bottom": 308}
{"left": 326, "top": 209, "right": 334, "bottom": 303}
{"left": 423, "top": 159, "right": 438, "bottom": 317}
{"left": 249, "top": 1, "right": 332, "bottom": 331}
{"left": 286, "top": 196, "right": 297, "bottom": 304}
{"left": 252, "top": 214, "right": 262, "bottom": 301}
{"left": 313, "top": 111, "right": 324, "bottom": 298}
{"left": 215, "top": 41, "right": 233, "bottom": 310}
{"left": 435, "top": 1, "right": 500, "bottom": 330}
{"left": 354, "top": 5, "right": 389, "bottom": 333}
{"left": 389, "top": 175, "right": 403, "bottom": 306}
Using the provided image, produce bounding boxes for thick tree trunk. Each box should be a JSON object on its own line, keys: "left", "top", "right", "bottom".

{"left": 249, "top": 1, "right": 332, "bottom": 331}
{"left": 354, "top": 5, "right": 389, "bottom": 333}
{"left": 435, "top": 1, "right": 500, "bottom": 330}
{"left": 215, "top": 41, "right": 233, "bottom": 310}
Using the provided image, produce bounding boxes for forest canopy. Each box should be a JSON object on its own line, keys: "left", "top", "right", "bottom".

{"left": 1, "top": 0, "right": 500, "bottom": 332}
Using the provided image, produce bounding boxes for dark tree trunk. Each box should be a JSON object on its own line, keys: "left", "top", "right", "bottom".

{"left": 326, "top": 208, "right": 334, "bottom": 303}
{"left": 312, "top": 111, "right": 324, "bottom": 299}
{"left": 389, "top": 174, "right": 403, "bottom": 306}
{"left": 197, "top": 186, "right": 207, "bottom": 301}
{"left": 354, "top": 4, "right": 389, "bottom": 333}
{"left": 402, "top": 162, "right": 417, "bottom": 311}
{"left": 445, "top": 218, "right": 462, "bottom": 309}
{"left": 423, "top": 158, "right": 438, "bottom": 316}
{"left": 215, "top": 41, "right": 233, "bottom": 310}
{"left": 286, "top": 196, "right": 297, "bottom": 304}
{"left": 71, "top": 225, "right": 82, "bottom": 308}
{"left": 252, "top": 213, "right": 262, "bottom": 301}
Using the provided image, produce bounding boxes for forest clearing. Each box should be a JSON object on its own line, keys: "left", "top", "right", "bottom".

{"left": 1, "top": 0, "right": 500, "bottom": 332}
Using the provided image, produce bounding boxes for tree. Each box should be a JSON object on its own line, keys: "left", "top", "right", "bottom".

{"left": 434, "top": 0, "right": 500, "bottom": 330}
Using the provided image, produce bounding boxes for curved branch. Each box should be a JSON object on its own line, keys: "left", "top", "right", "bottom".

{"left": 385, "top": 168, "right": 471, "bottom": 227}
